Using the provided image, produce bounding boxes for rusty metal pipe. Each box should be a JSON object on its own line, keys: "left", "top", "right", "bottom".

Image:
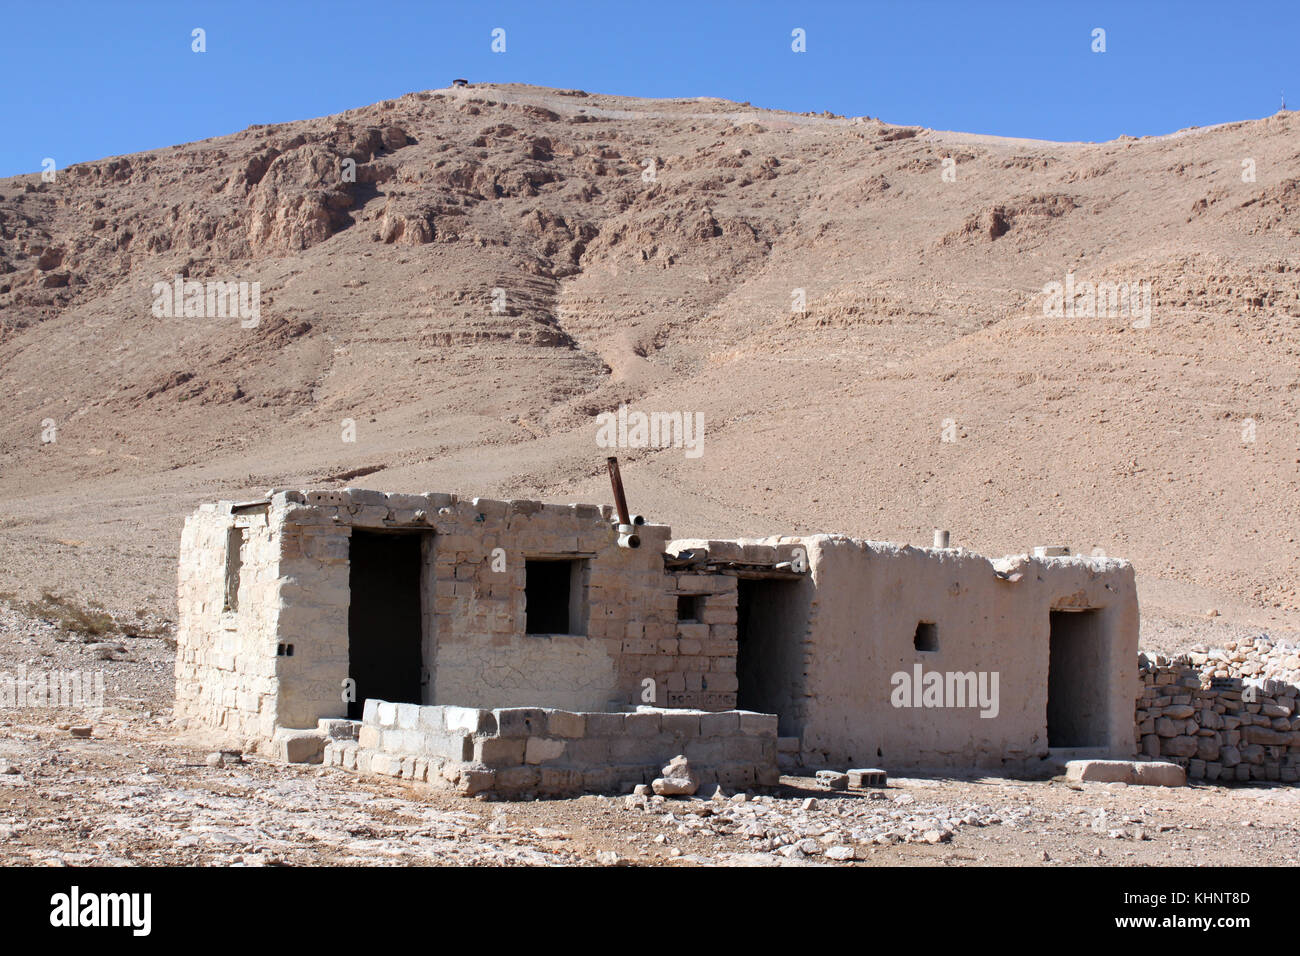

{"left": 606, "top": 456, "right": 640, "bottom": 548}
{"left": 606, "top": 456, "right": 632, "bottom": 526}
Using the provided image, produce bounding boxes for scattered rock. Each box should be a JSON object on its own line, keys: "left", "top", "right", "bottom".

{"left": 650, "top": 755, "right": 698, "bottom": 797}
{"left": 1065, "top": 759, "right": 1185, "bottom": 788}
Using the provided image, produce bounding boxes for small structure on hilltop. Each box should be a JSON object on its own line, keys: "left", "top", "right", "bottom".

{"left": 174, "top": 474, "right": 1138, "bottom": 797}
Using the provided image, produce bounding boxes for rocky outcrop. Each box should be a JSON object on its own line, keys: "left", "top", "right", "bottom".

{"left": 245, "top": 144, "right": 356, "bottom": 252}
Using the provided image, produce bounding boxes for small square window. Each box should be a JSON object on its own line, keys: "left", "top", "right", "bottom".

{"left": 914, "top": 621, "right": 938, "bottom": 652}
{"left": 525, "top": 558, "right": 588, "bottom": 635}
{"left": 677, "top": 594, "right": 703, "bottom": 622}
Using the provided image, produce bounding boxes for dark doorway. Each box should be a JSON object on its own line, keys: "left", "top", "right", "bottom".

{"left": 1047, "top": 609, "right": 1108, "bottom": 747}
{"left": 736, "top": 577, "right": 805, "bottom": 732}
{"left": 348, "top": 530, "right": 426, "bottom": 720}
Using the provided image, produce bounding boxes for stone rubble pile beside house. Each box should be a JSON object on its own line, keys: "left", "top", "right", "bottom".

{"left": 621, "top": 787, "right": 1030, "bottom": 860}
{"left": 1137, "top": 635, "right": 1300, "bottom": 782}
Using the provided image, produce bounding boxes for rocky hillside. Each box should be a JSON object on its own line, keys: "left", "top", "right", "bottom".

{"left": 1, "top": 84, "right": 1297, "bottom": 636}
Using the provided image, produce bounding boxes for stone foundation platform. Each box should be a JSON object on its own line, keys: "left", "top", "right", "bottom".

{"left": 319, "top": 700, "right": 780, "bottom": 797}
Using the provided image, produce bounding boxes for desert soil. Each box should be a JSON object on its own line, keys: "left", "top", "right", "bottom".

{"left": 2, "top": 607, "right": 1298, "bottom": 867}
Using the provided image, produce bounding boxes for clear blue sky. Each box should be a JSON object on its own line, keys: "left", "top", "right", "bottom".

{"left": 1, "top": 0, "right": 1296, "bottom": 177}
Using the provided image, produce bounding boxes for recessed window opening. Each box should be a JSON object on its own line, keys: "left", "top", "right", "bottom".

{"left": 525, "top": 558, "right": 588, "bottom": 635}
{"left": 914, "top": 621, "right": 938, "bottom": 652}
{"left": 677, "top": 594, "right": 703, "bottom": 622}
{"left": 224, "top": 527, "right": 246, "bottom": 612}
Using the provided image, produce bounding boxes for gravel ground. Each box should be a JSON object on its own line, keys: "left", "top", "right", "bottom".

{"left": 3, "top": 602, "right": 1300, "bottom": 867}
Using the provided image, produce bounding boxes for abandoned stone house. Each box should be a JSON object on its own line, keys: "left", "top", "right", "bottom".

{"left": 174, "top": 487, "right": 1138, "bottom": 795}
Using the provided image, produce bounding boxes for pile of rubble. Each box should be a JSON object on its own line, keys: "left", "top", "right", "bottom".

{"left": 623, "top": 786, "right": 1015, "bottom": 860}
{"left": 623, "top": 756, "right": 1012, "bottom": 860}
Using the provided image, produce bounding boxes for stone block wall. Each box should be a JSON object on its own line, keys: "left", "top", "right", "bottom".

{"left": 273, "top": 503, "right": 352, "bottom": 728}
{"left": 662, "top": 538, "right": 813, "bottom": 714}
{"left": 411, "top": 491, "right": 679, "bottom": 711}
{"left": 176, "top": 489, "right": 1152, "bottom": 786}
{"left": 178, "top": 487, "right": 757, "bottom": 742}
{"left": 1136, "top": 636, "right": 1300, "bottom": 782}
{"left": 642, "top": 570, "right": 739, "bottom": 709}
{"left": 322, "top": 699, "right": 779, "bottom": 797}
{"left": 174, "top": 502, "right": 282, "bottom": 744}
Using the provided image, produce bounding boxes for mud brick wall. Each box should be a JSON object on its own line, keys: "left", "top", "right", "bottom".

{"left": 323, "top": 700, "right": 779, "bottom": 797}
{"left": 791, "top": 538, "right": 1138, "bottom": 770}
{"left": 1136, "top": 639, "right": 1300, "bottom": 782}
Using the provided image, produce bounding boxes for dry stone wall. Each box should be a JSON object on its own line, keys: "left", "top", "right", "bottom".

{"left": 1137, "top": 635, "right": 1300, "bottom": 782}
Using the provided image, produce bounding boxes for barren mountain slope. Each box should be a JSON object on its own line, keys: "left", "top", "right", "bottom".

{"left": 1, "top": 84, "right": 1297, "bottom": 643}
